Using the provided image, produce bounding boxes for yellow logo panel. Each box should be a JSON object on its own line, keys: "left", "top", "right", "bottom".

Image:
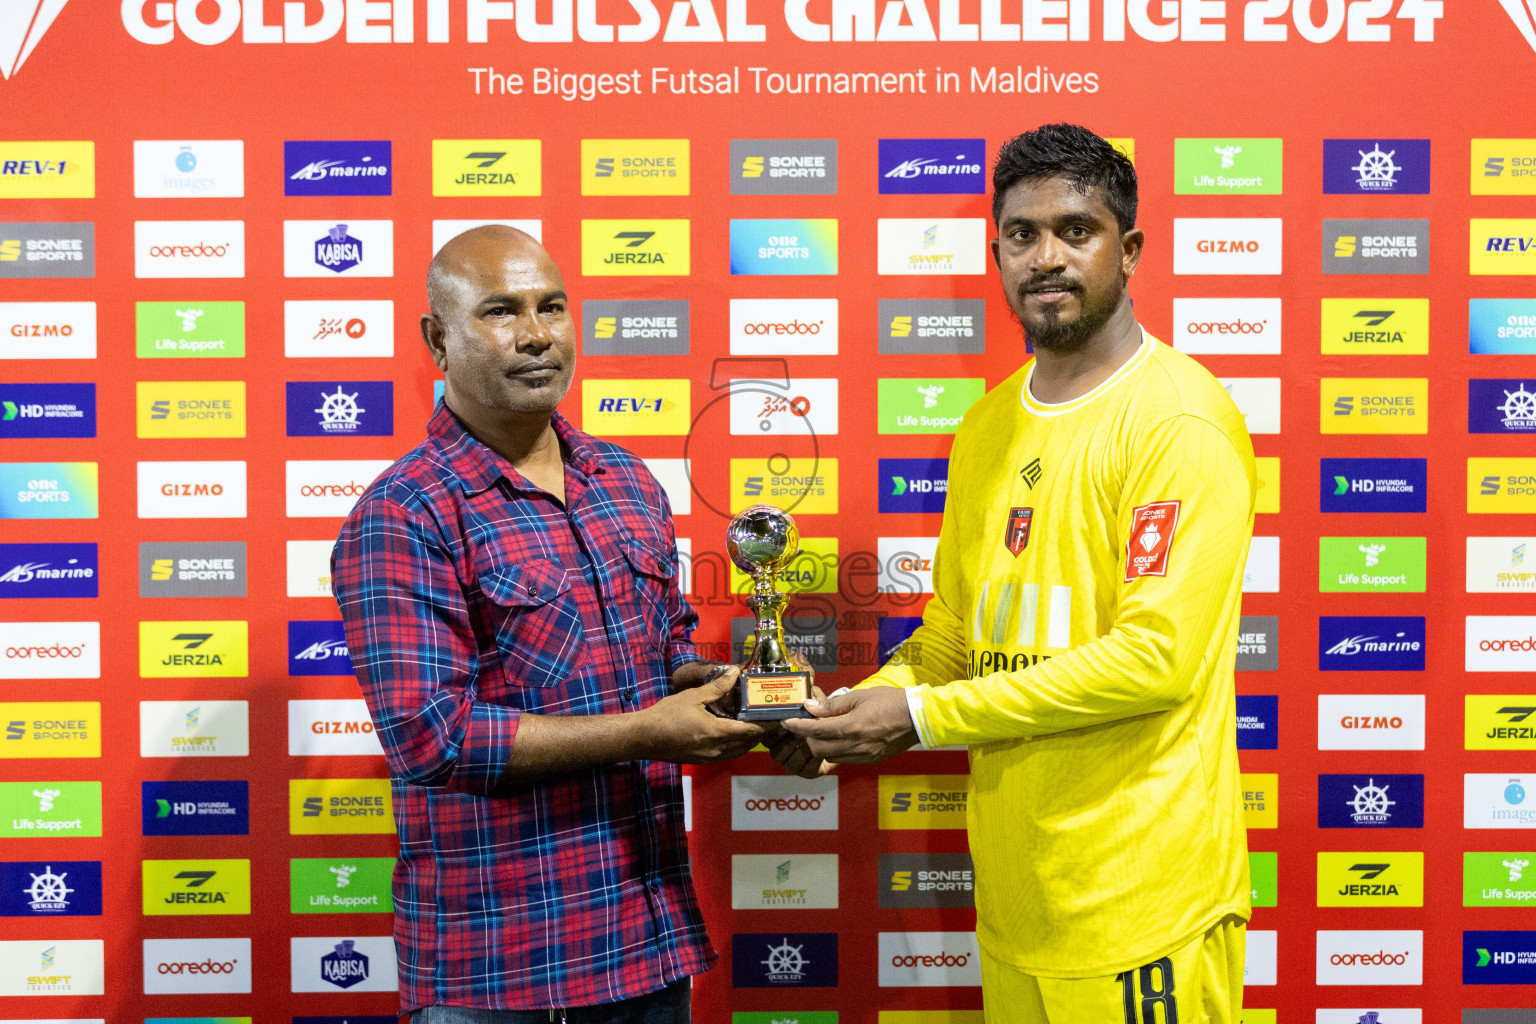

{"left": 139, "top": 621, "right": 249, "bottom": 678}
{"left": 581, "top": 379, "right": 690, "bottom": 436}
{"left": 581, "top": 219, "right": 691, "bottom": 276}
{"left": 143, "top": 858, "right": 251, "bottom": 915}
{"left": 1316, "top": 851, "right": 1423, "bottom": 907}
{"left": 1472, "top": 139, "right": 1536, "bottom": 195}
{"left": 1240, "top": 1012, "right": 1276, "bottom": 1024}
{"left": 1320, "top": 298, "right": 1429, "bottom": 355}
{"left": 0, "top": 142, "right": 95, "bottom": 198}
{"left": 581, "top": 139, "right": 689, "bottom": 196}
{"left": 136, "top": 381, "right": 247, "bottom": 438}
{"left": 1471, "top": 219, "right": 1536, "bottom": 275}
{"left": 432, "top": 139, "right": 541, "bottom": 196}
{"left": 730, "top": 458, "right": 838, "bottom": 515}
{"left": 1468, "top": 458, "right": 1536, "bottom": 514}
{"left": 1242, "top": 773, "right": 1277, "bottom": 829}
{"left": 289, "top": 778, "right": 395, "bottom": 834}
{"left": 0, "top": 702, "right": 100, "bottom": 758}
{"left": 731, "top": 537, "right": 838, "bottom": 594}
{"left": 880, "top": 1015, "right": 984, "bottom": 1024}
{"left": 1106, "top": 138, "right": 1135, "bottom": 165}
{"left": 878, "top": 774, "right": 968, "bottom": 830}
{"left": 1466, "top": 695, "right": 1536, "bottom": 749}
{"left": 1254, "top": 457, "right": 1279, "bottom": 514}
{"left": 1319, "top": 378, "right": 1427, "bottom": 434}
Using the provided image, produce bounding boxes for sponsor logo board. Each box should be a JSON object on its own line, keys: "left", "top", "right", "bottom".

{"left": 877, "top": 219, "right": 987, "bottom": 275}
{"left": 286, "top": 460, "right": 390, "bottom": 518}
{"left": 732, "top": 854, "right": 839, "bottom": 909}
{"left": 581, "top": 219, "right": 689, "bottom": 276}
{"left": 0, "top": 142, "right": 93, "bottom": 199}
{"left": 290, "top": 857, "right": 393, "bottom": 914}
{"left": 730, "top": 219, "right": 838, "bottom": 275}
{"left": 1467, "top": 695, "right": 1536, "bottom": 749}
{"left": 1464, "top": 930, "right": 1536, "bottom": 983}
{"left": 0, "top": 301, "right": 97, "bottom": 359}
{"left": 732, "top": 933, "right": 837, "bottom": 988}
{"left": 1473, "top": 139, "right": 1536, "bottom": 195}
{"left": 0, "top": 383, "right": 93, "bottom": 439}
{"left": 1319, "top": 695, "right": 1425, "bottom": 750}
{"left": 1243, "top": 773, "right": 1278, "bottom": 828}
{"left": 289, "top": 779, "right": 394, "bottom": 835}
{"left": 0, "top": 939, "right": 104, "bottom": 995}
{"left": 730, "top": 457, "right": 837, "bottom": 515}
{"left": 139, "top": 700, "right": 250, "bottom": 756}
{"left": 142, "top": 858, "right": 251, "bottom": 915}
{"left": 0, "top": 543, "right": 97, "bottom": 598}
{"left": 1174, "top": 138, "right": 1282, "bottom": 194}
{"left": 284, "top": 140, "right": 391, "bottom": 196}
{"left": 1320, "top": 298, "right": 1430, "bottom": 354}
{"left": 1466, "top": 774, "right": 1536, "bottom": 829}
{"left": 878, "top": 138, "right": 985, "bottom": 194}
{"left": 1172, "top": 219, "right": 1282, "bottom": 275}
{"left": 431, "top": 139, "right": 540, "bottom": 196}
{"left": 1467, "top": 617, "right": 1536, "bottom": 671}
{"left": 0, "top": 701, "right": 99, "bottom": 758}
{"left": 287, "top": 540, "right": 334, "bottom": 598}
{"left": 1236, "top": 694, "right": 1278, "bottom": 750}
{"left": 877, "top": 932, "right": 981, "bottom": 987}
{"left": 0, "top": 622, "right": 99, "bottom": 679}
{"left": 1319, "top": 774, "right": 1424, "bottom": 828}
{"left": 729, "top": 378, "right": 836, "bottom": 436}
{"left": 880, "top": 457, "right": 948, "bottom": 514}
{"left": 1471, "top": 379, "right": 1536, "bottom": 433}
{"left": 283, "top": 220, "right": 393, "bottom": 278}
{"left": 1472, "top": 219, "right": 1536, "bottom": 275}
{"left": 0, "top": 781, "right": 102, "bottom": 838}
{"left": 1321, "top": 458, "right": 1427, "bottom": 513}
{"left": 1465, "top": 850, "right": 1536, "bottom": 907}
{"left": 878, "top": 775, "right": 966, "bottom": 829}
{"left": 1320, "top": 378, "right": 1427, "bottom": 434}
{"left": 143, "top": 937, "right": 250, "bottom": 994}
{"left": 1236, "top": 615, "right": 1279, "bottom": 671}
{"left": 1470, "top": 458, "right": 1536, "bottom": 514}
{"left": 285, "top": 381, "right": 393, "bottom": 437}
{"left": 1471, "top": 298, "right": 1536, "bottom": 354}
{"left": 1171, "top": 298, "right": 1281, "bottom": 354}
{"left": 878, "top": 378, "right": 984, "bottom": 434}
{"left": 731, "top": 777, "right": 838, "bottom": 831}
{"left": 284, "top": 300, "right": 394, "bottom": 358}
{"left": 731, "top": 613, "right": 838, "bottom": 669}
{"left": 0, "top": 462, "right": 97, "bottom": 519}
{"left": 0, "top": 222, "right": 94, "bottom": 279}
{"left": 1323, "top": 139, "right": 1431, "bottom": 194}
{"left": 1313, "top": 1013, "right": 1419, "bottom": 1024}
{"left": 582, "top": 379, "right": 690, "bottom": 435}
{"left": 136, "top": 301, "right": 244, "bottom": 358}
{"left": 136, "top": 461, "right": 245, "bottom": 518}
{"left": 291, "top": 936, "right": 398, "bottom": 992}
{"left": 289, "top": 699, "right": 380, "bottom": 756}
{"left": 878, "top": 298, "right": 984, "bottom": 355}
{"left": 133, "top": 140, "right": 244, "bottom": 198}
{"left": 583, "top": 299, "right": 689, "bottom": 356}
{"left": 138, "top": 622, "right": 249, "bottom": 678}
{"left": 139, "top": 541, "right": 246, "bottom": 598}
{"left": 1315, "top": 931, "right": 1422, "bottom": 985}
{"left": 141, "top": 780, "right": 248, "bottom": 836}
{"left": 1324, "top": 218, "right": 1430, "bottom": 274}
{"left": 288, "top": 621, "right": 353, "bottom": 677}
{"left": 729, "top": 298, "right": 837, "bottom": 355}
{"left": 732, "top": 139, "right": 837, "bottom": 195}
{"left": 136, "top": 381, "right": 245, "bottom": 438}
{"left": 1317, "top": 852, "right": 1424, "bottom": 907}
{"left": 1318, "top": 537, "right": 1425, "bottom": 593}
{"left": 1318, "top": 617, "right": 1425, "bottom": 671}
{"left": 582, "top": 139, "right": 689, "bottom": 196}
{"left": 0, "top": 860, "right": 102, "bottom": 917}
{"left": 134, "top": 221, "right": 244, "bottom": 278}
{"left": 879, "top": 853, "right": 974, "bottom": 909}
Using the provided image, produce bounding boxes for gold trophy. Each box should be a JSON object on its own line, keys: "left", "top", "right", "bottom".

{"left": 726, "top": 504, "right": 814, "bottom": 721}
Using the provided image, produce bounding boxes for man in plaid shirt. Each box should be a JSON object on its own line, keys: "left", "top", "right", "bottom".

{"left": 332, "top": 226, "right": 771, "bottom": 1023}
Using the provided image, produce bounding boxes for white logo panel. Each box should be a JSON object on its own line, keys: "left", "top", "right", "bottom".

{"left": 286, "top": 460, "right": 391, "bottom": 518}
{"left": 288, "top": 699, "right": 383, "bottom": 756}
{"left": 731, "top": 776, "right": 838, "bottom": 831}
{"left": 1466, "top": 616, "right": 1536, "bottom": 671}
{"left": 287, "top": 540, "right": 335, "bottom": 597}
{"left": 1465, "top": 773, "right": 1536, "bottom": 829}
{"left": 137, "top": 461, "right": 247, "bottom": 519}
{"left": 1317, "top": 694, "right": 1426, "bottom": 750}
{"left": 730, "top": 378, "right": 839, "bottom": 436}
{"left": 135, "top": 221, "right": 245, "bottom": 279}
{"left": 1316, "top": 1012, "right": 1421, "bottom": 1024}
{"left": 642, "top": 458, "right": 691, "bottom": 517}
{"left": 0, "top": 621, "right": 100, "bottom": 679}
{"left": 142, "top": 937, "right": 251, "bottom": 994}
{"left": 1172, "top": 298, "right": 1282, "bottom": 354}
{"left": 140, "top": 700, "right": 250, "bottom": 758}
{"left": 283, "top": 220, "right": 394, "bottom": 278}
{"left": 1218, "top": 378, "right": 1281, "bottom": 434}
{"left": 1173, "top": 218, "right": 1284, "bottom": 275}
{"left": 133, "top": 140, "right": 245, "bottom": 198}
{"left": 730, "top": 854, "right": 839, "bottom": 910}
{"left": 877, "top": 931, "right": 982, "bottom": 987}
{"left": 432, "top": 220, "right": 543, "bottom": 255}
{"left": 1467, "top": 537, "right": 1536, "bottom": 593}
{"left": 878, "top": 536, "right": 938, "bottom": 595}
{"left": 1244, "top": 930, "right": 1277, "bottom": 986}
{"left": 877, "top": 219, "right": 988, "bottom": 275}
{"left": 283, "top": 300, "right": 395, "bottom": 358}
{"left": 289, "top": 936, "right": 398, "bottom": 993}
{"left": 0, "top": 302, "right": 97, "bottom": 359}
{"left": 729, "top": 298, "right": 839, "bottom": 355}
{"left": 1243, "top": 536, "right": 1280, "bottom": 593}
{"left": 0, "top": 940, "right": 105, "bottom": 996}
{"left": 1315, "top": 931, "right": 1422, "bottom": 985}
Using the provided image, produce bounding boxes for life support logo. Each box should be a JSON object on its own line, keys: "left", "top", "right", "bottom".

{"left": 731, "top": 777, "right": 838, "bottom": 831}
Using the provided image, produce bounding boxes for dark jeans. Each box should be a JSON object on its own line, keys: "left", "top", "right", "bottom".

{"left": 410, "top": 979, "right": 690, "bottom": 1024}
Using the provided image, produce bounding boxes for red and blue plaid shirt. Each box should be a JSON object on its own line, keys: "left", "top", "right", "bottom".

{"left": 332, "top": 402, "right": 715, "bottom": 1013}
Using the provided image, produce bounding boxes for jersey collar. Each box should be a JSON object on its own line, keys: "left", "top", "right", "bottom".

{"left": 1020, "top": 327, "right": 1154, "bottom": 418}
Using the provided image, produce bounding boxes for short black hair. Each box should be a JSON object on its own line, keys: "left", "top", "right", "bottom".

{"left": 992, "top": 124, "right": 1138, "bottom": 235}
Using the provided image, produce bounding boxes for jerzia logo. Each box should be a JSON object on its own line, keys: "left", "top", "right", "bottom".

{"left": 0, "top": 0, "right": 69, "bottom": 80}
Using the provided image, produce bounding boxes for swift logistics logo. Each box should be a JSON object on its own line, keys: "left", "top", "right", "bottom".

{"left": 1466, "top": 696, "right": 1536, "bottom": 749}
{"left": 582, "top": 379, "right": 690, "bottom": 435}
{"left": 1323, "top": 139, "right": 1431, "bottom": 194}
{"left": 730, "top": 219, "right": 838, "bottom": 275}
{"left": 1321, "top": 378, "right": 1427, "bottom": 434}
{"left": 1319, "top": 616, "right": 1425, "bottom": 671}
{"left": 878, "top": 138, "right": 985, "bottom": 194}
{"left": 1316, "top": 853, "right": 1424, "bottom": 907}
{"left": 730, "top": 776, "right": 838, "bottom": 831}
{"left": 0, "top": 621, "right": 99, "bottom": 679}
{"left": 1464, "top": 930, "right": 1536, "bottom": 983}
{"left": 1470, "top": 379, "right": 1536, "bottom": 433}
{"left": 0, "top": 542, "right": 96, "bottom": 598}
{"left": 730, "top": 853, "right": 839, "bottom": 909}
{"left": 878, "top": 378, "right": 984, "bottom": 433}
{"left": 1171, "top": 297, "right": 1282, "bottom": 354}
{"left": 582, "top": 139, "right": 689, "bottom": 195}
{"left": 136, "top": 381, "right": 245, "bottom": 438}
{"left": 142, "top": 780, "right": 249, "bottom": 836}
{"left": 0, "top": 938, "right": 105, "bottom": 996}
{"left": 1472, "top": 137, "right": 1536, "bottom": 194}
{"left": 0, "top": 300, "right": 97, "bottom": 359}
{"left": 1319, "top": 774, "right": 1425, "bottom": 828}
{"left": 1321, "top": 458, "right": 1426, "bottom": 513}
{"left": 1471, "top": 298, "right": 1536, "bottom": 354}
{"left": 583, "top": 299, "right": 689, "bottom": 355}
{"left": 288, "top": 622, "right": 354, "bottom": 677}
{"left": 1320, "top": 298, "right": 1430, "bottom": 354}
{"left": 0, "top": 859, "right": 102, "bottom": 916}
{"left": 283, "top": 220, "right": 394, "bottom": 278}
{"left": 731, "top": 139, "right": 837, "bottom": 195}
{"left": 1465, "top": 774, "right": 1536, "bottom": 829}
{"left": 1318, "top": 537, "right": 1426, "bottom": 592}
{"left": 138, "top": 622, "right": 250, "bottom": 678}
{"left": 879, "top": 298, "right": 985, "bottom": 354}
{"left": 1319, "top": 694, "right": 1426, "bottom": 751}
{"left": 1472, "top": 219, "right": 1536, "bottom": 275}
{"left": 731, "top": 933, "right": 838, "bottom": 988}
{"left": 1469, "top": 458, "right": 1536, "bottom": 513}
{"left": 142, "top": 859, "right": 251, "bottom": 916}
{"left": 0, "top": 383, "right": 93, "bottom": 438}
{"left": 290, "top": 856, "right": 393, "bottom": 914}
{"left": 285, "top": 381, "right": 393, "bottom": 437}
{"left": 289, "top": 778, "right": 394, "bottom": 835}
{"left": 0, "top": 222, "right": 94, "bottom": 278}
{"left": 0, "top": 0, "right": 70, "bottom": 80}
{"left": 879, "top": 458, "right": 948, "bottom": 514}
{"left": 133, "top": 139, "right": 245, "bottom": 198}
{"left": 581, "top": 219, "right": 690, "bottom": 276}
{"left": 877, "top": 218, "right": 987, "bottom": 275}
{"left": 140, "top": 541, "right": 246, "bottom": 598}
{"left": 138, "top": 700, "right": 250, "bottom": 757}
{"left": 0, "top": 779, "right": 102, "bottom": 837}
{"left": 287, "top": 539, "right": 334, "bottom": 597}
{"left": 284, "top": 299, "right": 394, "bottom": 358}
{"left": 136, "top": 301, "right": 245, "bottom": 358}
{"left": 284, "top": 141, "right": 391, "bottom": 196}
{"left": 1172, "top": 218, "right": 1282, "bottom": 275}
{"left": 0, "top": 701, "right": 99, "bottom": 758}
{"left": 1466, "top": 536, "right": 1536, "bottom": 592}
{"left": 432, "top": 139, "right": 541, "bottom": 195}
{"left": 1235, "top": 694, "right": 1278, "bottom": 750}
{"left": 1324, "top": 219, "right": 1429, "bottom": 274}
{"left": 0, "top": 142, "right": 94, "bottom": 198}
{"left": 878, "top": 775, "right": 967, "bottom": 829}
{"left": 729, "top": 298, "right": 837, "bottom": 355}
{"left": 1174, "top": 138, "right": 1282, "bottom": 194}
{"left": 879, "top": 853, "right": 975, "bottom": 909}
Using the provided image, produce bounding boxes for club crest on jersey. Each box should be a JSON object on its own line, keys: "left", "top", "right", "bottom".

{"left": 1124, "top": 500, "right": 1181, "bottom": 581}
{"left": 1005, "top": 507, "right": 1034, "bottom": 556}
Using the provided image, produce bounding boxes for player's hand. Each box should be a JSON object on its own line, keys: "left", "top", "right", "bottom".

{"left": 780, "top": 686, "right": 919, "bottom": 765}
{"left": 767, "top": 686, "right": 836, "bottom": 779}
{"left": 638, "top": 668, "right": 777, "bottom": 763}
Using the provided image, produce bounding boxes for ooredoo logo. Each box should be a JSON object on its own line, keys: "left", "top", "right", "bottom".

{"left": 0, "top": 622, "right": 99, "bottom": 679}
{"left": 877, "top": 931, "right": 982, "bottom": 987}
{"left": 1314, "top": 930, "right": 1422, "bottom": 985}
{"left": 142, "top": 937, "right": 251, "bottom": 993}
{"left": 1171, "top": 298, "right": 1282, "bottom": 354}
{"left": 1172, "top": 219, "right": 1283, "bottom": 275}
{"left": 285, "top": 460, "right": 391, "bottom": 518}
{"left": 731, "top": 776, "right": 838, "bottom": 831}
{"left": 134, "top": 221, "right": 245, "bottom": 279}
{"left": 729, "top": 299, "right": 838, "bottom": 355}
{"left": 1467, "top": 617, "right": 1536, "bottom": 671}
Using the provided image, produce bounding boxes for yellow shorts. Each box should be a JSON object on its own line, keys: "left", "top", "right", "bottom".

{"left": 980, "top": 916, "right": 1246, "bottom": 1024}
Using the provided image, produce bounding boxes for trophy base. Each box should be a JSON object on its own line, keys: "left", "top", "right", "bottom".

{"left": 736, "top": 670, "right": 813, "bottom": 722}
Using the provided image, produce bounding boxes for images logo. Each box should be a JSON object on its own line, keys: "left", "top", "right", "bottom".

{"left": 878, "top": 139, "right": 985, "bottom": 194}
{"left": 0, "top": 701, "right": 99, "bottom": 758}
{"left": 285, "top": 140, "right": 390, "bottom": 196}
{"left": 136, "top": 381, "right": 245, "bottom": 438}
{"left": 731, "top": 139, "right": 837, "bottom": 195}
{"left": 0, "top": 780, "right": 101, "bottom": 837}
{"left": 1320, "top": 378, "right": 1427, "bottom": 435}
{"left": 1172, "top": 218, "right": 1282, "bottom": 275}
{"left": 731, "top": 933, "right": 838, "bottom": 988}
{"left": 1174, "top": 138, "right": 1282, "bottom": 195}
{"left": 1235, "top": 694, "right": 1278, "bottom": 750}
{"left": 1319, "top": 774, "right": 1425, "bottom": 828}
{"left": 1319, "top": 298, "right": 1430, "bottom": 354}
{"left": 133, "top": 139, "right": 244, "bottom": 198}
{"left": 878, "top": 775, "right": 967, "bottom": 830}
{"left": 1323, "top": 219, "right": 1429, "bottom": 274}
{"left": 432, "top": 139, "right": 540, "bottom": 196}
{"left": 1170, "top": 297, "right": 1281, "bottom": 354}
{"left": 879, "top": 853, "right": 975, "bottom": 909}
{"left": 135, "top": 220, "right": 245, "bottom": 279}
{"left": 1323, "top": 139, "right": 1431, "bottom": 194}
{"left": 1466, "top": 774, "right": 1536, "bottom": 829}
{"left": 1319, "top": 694, "right": 1426, "bottom": 751}
{"left": 0, "top": 222, "right": 94, "bottom": 279}
{"left": 284, "top": 299, "right": 394, "bottom": 358}
{"left": 731, "top": 777, "right": 838, "bottom": 831}
{"left": 730, "top": 219, "right": 838, "bottom": 275}
{"left": 0, "top": 859, "right": 102, "bottom": 916}
{"left": 729, "top": 298, "right": 838, "bottom": 355}
{"left": 283, "top": 220, "right": 393, "bottom": 278}
{"left": 583, "top": 299, "right": 690, "bottom": 356}
{"left": 582, "top": 379, "right": 690, "bottom": 436}
{"left": 581, "top": 219, "right": 690, "bottom": 276}
{"left": 879, "top": 298, "right": 985, "bottom": 355}
{"left": 289, "top": 779, "right": 394, "bottom": 835}
{"left": 0, "top": 142, "right": 94, "bottom": 199}
{"left": 0, "top": 542, "right": 96, "bottom": 599}
{"left": 142, "top": 780, "right": 248, "bottom": 836}
{"left": 1317, "top": 853, "right": 1424, "bottom": 907}
{"left": 878, "top": 378, "right": 984, "bottom": 434}
{"left": 0, "top": 300, "right": 96, "bottom": 359}
{"left": 1315, "top": 931, "right": 1423, "bottom": 985}
{"left": 291, "top": 856, "right": 393, "bottom": 914}
{"left": 136, "top": 301, "right": 245, "bottom": 358}
{"left": 285, "top": 381, "right": 392, "bottom": 437}
{"left": 1472, "top": 138, "right": 1536, "bottom": 195}
{"left": 1472, "top": 219, "right": 1536, "bottom": 275}
{"left": 0, "top": 0, "right": 69, "bottom": 80}
{"left": 877, "top": 219, "right": 986, "bottom": 275}
{"left": 880, "top": 458, "right": 948, "bottom": 514}
{"left": 142, "top": 859, "right": 251, "bottom": 915}
{"left": 581, "top": 139, "right": 689, "bottom": 196}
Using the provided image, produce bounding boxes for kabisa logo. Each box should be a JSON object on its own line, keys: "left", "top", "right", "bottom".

{"left": 1472, "top": 299, "right": 1536, "bottom": 355}
{"left": 1472, "top": 138, "right": 1536, "bottom": 195}
{"left": 879, "top": 298, "right": 985, "bottom": 355}
{"left": 1319, "top": 616, "right": 1425, "bottom": 671}
{"left": 315, "top": 223, "right": 362, "bottom": 273}
{"left": 1235, "top": 694, "right": 1278, "bottom": 750}
{"left": 284, "top": 141, "right": 391, "bottom": 196}
{"left": 1317, "top": 853, "right": 1425, "bottom": 907}
{"left": 284, "top": 220, "right": 393, "bottom": 278}
{"left": 583, "top": 299, "right": 690, "bottom": 356}
{"left": 1171, "top": 297, "right": 1282, "bottom": 355}
{"left": 1470, "top": 379, "right": 1536, "bottom": 433}
{"left": 1319, "top": 298, "right": 1430, "bottom": 355}
{"left": 1235, "top": 615, "right": 1279, "bottom": 671}
{"left": 0, "top": 542, "right": 96, "bottom": 598}
{"left": 1464, "top": 930, "right": 1536, "bottom": 984}
{"left": 1321, "top": 458, "right": 1426, "bottom": 513}
{"left": 285, "top": 381, "right": 393, "bottom": 437}
{"left": 133, "top": 139, "right": 245, "bottom": 198}
{"left": 319, "top": 939, "right": 369, "bottom": 988}
{"left": 730, "top": 139, "right": 837, "bottom": 196}
{"left": 0, "top": 300, "right": 97, "bottom": 359}
{"left": 1174, "top": 138, "right": 1283, "bottom": 195}
{"left": 1324, "top": 219, "right": 1429, "bottom": 274}
{"left": 0, "top": 222, "right": 95, "bottom": 279}
{"left": 288, "top": 621, "right": 354, "bottom": 677}
{"left": 581, "top": 139, "right": 689, "bottom": 196}
{"left": 731, "top": 933, "right": 838, "bottom": 988}
{"left": 0, "top": 142, "right": 94, "bottom": 199}
{"left": 1469, "top": 458, "right": 1536, "bottom": 514}
{"left": 0, "top": 859, "right": 102, "bottom": 916}
{"left": 877, "top": 218, "right": 987, "bottom": 275}
{"left": 1472, "top": 219, "right": 1536, "bottom": 275}
{"left": 1321, "top": 378, "right": 1427, "bottom": 435}
{"left": 878, "top": 139, "right": 985, "bottom": 194}
{"left": 1323, "top": 139, "right": 1431, "bottom": 194}
{"left": 730, "top": 219, "right": 839, "bottom": 276}
{"left": 581, "top": 219, "right": 691, "bottom": 276}
{"left": 136, "top": 301, "right": 246, "bottom": 358}
{"left": 1318, "top": 774, "right": 1425, "bottom": 829}
{"left": 1172, "top": 218, "right": 1282, "bottom": 275}
{"left": 432, "top": 139, "right": 542, "bottom": 196}
{"left": 142, "top": 780, "right": 249, "bottom": 836}
{"left": 879, "top": 457, "right": 948, "bottom": 514}
{"left": 0, "top": 0, "right": 69, "bottom": 80}
{"left": 285, "top": 299, "right": 394, "bottom": 358}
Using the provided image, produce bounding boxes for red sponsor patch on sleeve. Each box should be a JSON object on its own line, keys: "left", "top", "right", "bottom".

{"left": 1124, "top": 500, "right": 1181, "bottom": 582}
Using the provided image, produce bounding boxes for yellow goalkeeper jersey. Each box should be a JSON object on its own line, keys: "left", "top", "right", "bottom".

{"left": 866, "top": 331, "right": 1255, "bottom": 978}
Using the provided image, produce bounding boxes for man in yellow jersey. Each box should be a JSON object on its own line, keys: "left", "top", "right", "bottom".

{"left": 776, "top": 123, "right": 1256, "bottom": 1024}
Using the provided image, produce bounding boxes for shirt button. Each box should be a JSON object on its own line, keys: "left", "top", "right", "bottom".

{"left": 525, "top": 585, "right": 537, "bottom": 597}
{"left": 622, "top": 689, "right": 636, "bottom": 703}
{"left": 648, "top": 880, "right": 661, "bottom": 893}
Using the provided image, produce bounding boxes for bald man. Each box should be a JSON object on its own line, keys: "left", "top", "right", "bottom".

{"left": 332, "top": 227, "right": 770, "bottom": 1024}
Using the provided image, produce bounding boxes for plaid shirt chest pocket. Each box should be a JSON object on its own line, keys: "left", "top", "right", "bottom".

{"left": 474, "top": 556, "right": 593, "bottom": 691}
{"left": 617, "top": 532, "right": 677, "bottom": 651}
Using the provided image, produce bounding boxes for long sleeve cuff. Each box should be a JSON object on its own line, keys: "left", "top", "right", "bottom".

{"left": 905, "top": 685, "right": 937, "bottom": 750}
{"left": 447, "top": 700, "right": 521, "bottom": 796}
